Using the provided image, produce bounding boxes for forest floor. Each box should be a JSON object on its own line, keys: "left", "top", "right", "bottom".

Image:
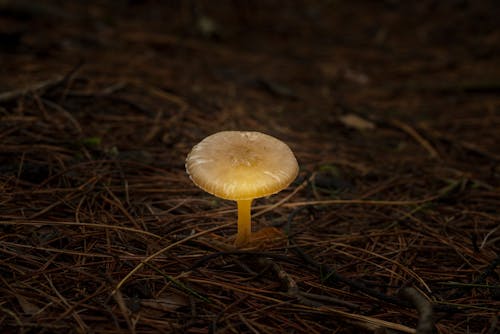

{"left": 1, "top": 1, "right": 499, "bottom": 333}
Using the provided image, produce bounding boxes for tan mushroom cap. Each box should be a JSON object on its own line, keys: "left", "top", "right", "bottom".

{"left": 186, "top": 131, "right": 299, "bottom": 200}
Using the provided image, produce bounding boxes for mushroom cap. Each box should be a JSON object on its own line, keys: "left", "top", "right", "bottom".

{"left": 186, "top": 131, "right": 299, "bottom": 200}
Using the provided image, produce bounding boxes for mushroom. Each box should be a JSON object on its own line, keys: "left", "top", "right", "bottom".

{"left": 185, "top": 131, "right": 299, "bottom": 246}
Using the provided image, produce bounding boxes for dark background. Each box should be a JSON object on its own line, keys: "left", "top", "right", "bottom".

{"left": 1, "top": 1, "right": 499, "bottom": 333}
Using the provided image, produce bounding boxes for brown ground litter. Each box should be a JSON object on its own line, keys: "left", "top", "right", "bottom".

{"left": 1, "top": 1, "right": 499, "bottom": 333}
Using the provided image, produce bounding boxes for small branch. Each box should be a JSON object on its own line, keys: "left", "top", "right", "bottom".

{"left": 259, "top": 256, "right": 359, "bottom": 309}
{"left": 0, "top": 76, "right": 64, "bottom": 103}
{"left": 391, "top": 119, "right": 440, "bottom": 159}
{"left": 399, "top": 288, "right": 434, "bottom": 334}
{"left": 286, "top": 210, "right": 459, "bottom": 313}
{"left": 258, "top": 256, "right": 347, "bottom": 309}
{"left": 289, "top": 236, "right": 412, "bottom": 308}
{"left": 0, "top": 61, "right": 83, "bottom": 103}
{"left": 473, "top": 254, "right": 500, "bottom": 285}
{"left": 110, "top": 287, "right": 135, "bottom": 334}
{"left": 258, "top": 257, "right": 415, "bottom": 333}
{"left": 448, "top": 254, "right": 500, "bottom": 300}
{"left": 486, "top": 316, "right": 498, "bottom": 334}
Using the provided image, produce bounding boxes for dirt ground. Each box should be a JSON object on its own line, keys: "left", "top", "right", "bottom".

{"left": 1, "top": 1, "right": 499, "bottom": 333}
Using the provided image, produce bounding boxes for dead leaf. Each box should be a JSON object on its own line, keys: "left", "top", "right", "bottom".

{"left": 15, "top": 294, "right": 41, "bottom": 315}
{"left": 257, "top": 79, "right": 297, "bottom": 99}
{"left": 339, "top": 114, "right": 376, "bottom": 131}
{"left": 141, "top": 294, "right": 189, "bottom": 312}
{"left": 343, "top": 68, "right": 370, "bottom": 85}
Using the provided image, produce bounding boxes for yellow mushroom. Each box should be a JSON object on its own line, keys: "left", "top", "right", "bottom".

{"left": 185, "top": 131, "right": 299, "bottom": 246}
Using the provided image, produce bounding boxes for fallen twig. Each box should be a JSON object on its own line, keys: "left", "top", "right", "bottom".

{"left": 0, "top": 61, "right": 83, "bottom": 103}
{"left": 0, "top": 76, "right": 64, "bottom": 103}
{"left": 391, "top": 119, "right": 440, "bottom": 159}
{"left": 399, "top": 288, "right": 434, "bottom": 334}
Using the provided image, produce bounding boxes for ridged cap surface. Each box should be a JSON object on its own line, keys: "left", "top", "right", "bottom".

{"left": 186, "top": 131, "right": 298, "bottom": 200}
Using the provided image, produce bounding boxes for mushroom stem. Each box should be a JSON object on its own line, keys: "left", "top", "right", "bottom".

{"left": 235, "top": 199, "right": 253, "bottom": 246}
